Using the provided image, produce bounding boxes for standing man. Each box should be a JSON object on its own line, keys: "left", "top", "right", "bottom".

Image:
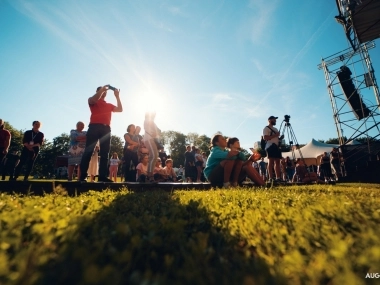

{"left": 12, "top": 121, "right": 44, "bottom": 181}
{"left": 79, "top": 85, "right": 123, "bottom": 182}
{"left": 0, "top": 119, "right": 11, "bottom": 163}
{"left": 259, "top": 157, "right": 267, "bottom": 181}
{"left": 263, "top": 116, "right": 282, "bottom": 182}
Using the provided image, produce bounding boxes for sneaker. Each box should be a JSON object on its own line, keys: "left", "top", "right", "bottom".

{"left": 98, "top": 177, "right": 114, "bottom": 183}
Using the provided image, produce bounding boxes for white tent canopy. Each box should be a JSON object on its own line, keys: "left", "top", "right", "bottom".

{"left": 281, "top": 139, "right": 339, "bottom": 163}
{"left": 262, "top": 138, "right": 362, "bottom": 165}
{"left": 263, "top": 139, "right": 342, "bottom": 165}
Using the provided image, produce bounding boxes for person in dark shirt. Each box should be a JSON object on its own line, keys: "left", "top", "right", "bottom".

{"left": 184, "top": 145, "right": 196, "bottom": 182}
{"left": 158, "top": 149, "right": 167, "bottom": 167}
{"left": 2, "top": 149, "right": 20, "bottom": 180}
{"left": 11, "top": 121, "right": 44, "bottom": 181}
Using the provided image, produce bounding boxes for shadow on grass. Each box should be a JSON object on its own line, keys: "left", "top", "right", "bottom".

{"left": 30, "top": 190, "right": 284, "bottom": 285}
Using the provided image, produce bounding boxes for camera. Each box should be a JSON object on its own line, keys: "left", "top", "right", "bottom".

{"left": 107, "top": 85, "right": 117, "bottom": 91}
{"left": 284, "top": 115, "right": 291, "bottom": 122}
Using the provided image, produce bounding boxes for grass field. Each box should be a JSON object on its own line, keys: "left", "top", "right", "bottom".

{"left": 0, "top": 183, "right": 379, "bottom": 285}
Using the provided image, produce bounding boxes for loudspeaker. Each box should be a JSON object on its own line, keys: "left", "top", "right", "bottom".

{"left": 337, "top": 66, "right": 370, "bottom": 120}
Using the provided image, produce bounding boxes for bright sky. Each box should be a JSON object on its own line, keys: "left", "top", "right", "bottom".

{"left": 1, "top": 0, "right": 379, "bottom": 151}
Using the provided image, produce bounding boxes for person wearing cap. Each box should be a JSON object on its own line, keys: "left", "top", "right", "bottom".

{"left": 263, "top": 116, "right": 282, "bottom": 182}
{"left": 12, "top": 121, "right": 44, "bottom": 181}
{"left": 0, "top": 119, "right": 11, "bottom": 164}
{"left": 79, "top": 85, "right": 123, "bottom": 183}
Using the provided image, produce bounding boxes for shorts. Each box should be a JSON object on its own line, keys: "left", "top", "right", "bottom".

{"left": 266, "top": 143, "right": 282, "bottom": 159}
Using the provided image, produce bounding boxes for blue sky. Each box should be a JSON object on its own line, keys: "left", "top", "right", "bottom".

{"left": 1, "top": 0, "right": 379, "bottom": 151}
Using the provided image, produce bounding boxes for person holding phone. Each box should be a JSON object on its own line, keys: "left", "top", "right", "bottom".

{"left": 79, "top": 85, "right": 123, "bottom": 183}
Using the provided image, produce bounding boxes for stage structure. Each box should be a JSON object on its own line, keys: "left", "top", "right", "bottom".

{"left": 318, "top": 41, "right": 380, "bottom": 173}
{"left": 334, "top": 0, "right": 380, "bottom": 51}
{"left": 317, "top": 1, "right": 380, "bottom": 177}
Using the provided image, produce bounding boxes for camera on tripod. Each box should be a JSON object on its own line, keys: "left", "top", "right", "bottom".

{"left": 284, "top": 115, "right": 291, "bottom": 123}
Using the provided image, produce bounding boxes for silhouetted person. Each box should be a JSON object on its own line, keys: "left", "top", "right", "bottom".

{"left": 12, "top": 121, "right": 44, "bottom": 181}
{"left": 79, "top": 85, "right": 123, "bottom": 182}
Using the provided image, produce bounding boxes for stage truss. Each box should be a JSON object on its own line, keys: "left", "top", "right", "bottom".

{"left": 318, "top": 41, "right": 380, "bottom": 170}
{"left": 335, "top": 0, "right": 380, "bottom": 50}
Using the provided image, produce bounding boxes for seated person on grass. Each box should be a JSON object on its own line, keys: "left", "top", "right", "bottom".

{"left": 161, "top": 159, "right": 178, "bottom": 182}
{"left": 292, "top": 158, "right": 323, "bottom": 183}
{"left": 203, "top": 135, "right": 264, "bottom": 188}
{"left": 136, "top": 155, "right": 149, "bottom": 182}
{"left": 153, "top": 158, "right": 165, "bottom": 182}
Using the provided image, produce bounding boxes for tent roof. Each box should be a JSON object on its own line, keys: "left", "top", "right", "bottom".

{"left": 280, "top": 139, "right": 338, "bottom": 160}
{"left": 346, "top": 139, "right": 362, "bottom": 145}
{"left": 263, "top": 139, "right": 362, "bottom": 163}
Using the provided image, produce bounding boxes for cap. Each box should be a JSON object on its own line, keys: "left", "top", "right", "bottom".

{"left": 268, "top": 116, "right": 278, "bottom": 120}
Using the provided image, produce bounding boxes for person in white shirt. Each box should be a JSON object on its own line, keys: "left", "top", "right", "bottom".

{"left": 263, "top": 116, "right": 283, "bottom": 182}
{"left": 109, "top": 152, "right": 120, "bottom": 182}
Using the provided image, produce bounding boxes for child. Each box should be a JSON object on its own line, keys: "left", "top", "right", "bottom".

{"left": 204, "top": 135, "right": 264, "bottom": 188}
{"left": 109, "top": 152, "right": 120, "bottom": 182}
{"left": 136, "top": 155, "right": 149, "bottom": 182}
{"left": 153, "top": 158, "right": 165, "bottom": 181}
{"left": 162, "top": 159, "right": 177, "bottom": 182}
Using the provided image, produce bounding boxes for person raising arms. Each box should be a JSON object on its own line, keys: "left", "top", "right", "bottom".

{"left": 79, "top": 85, "right": 123, "bottom": 183}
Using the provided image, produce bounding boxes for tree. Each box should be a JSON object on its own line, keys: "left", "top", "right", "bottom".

{"left": 110, "top": 135, "right": 124, "bottom": 159}
{"left": 162, "top": 131, "right": 187, "bottom": 167}
{"left": 186, "top": 132, "right": 199, "bottom": 146}
{"left": 194, "top": 134, "right": 211, "bottom": 155}
{"left": 34, "top": 133, "right": 70, "bottom": 176}
{"left": 4, "top": 121, "right": 24, "bottom": 151}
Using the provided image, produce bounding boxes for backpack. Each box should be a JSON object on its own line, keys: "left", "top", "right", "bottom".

{"left": 260, "top": 126, "right": 276, "bottom": 149}
{"left": 260, "top": 136, "right": 267, "bottom": 150}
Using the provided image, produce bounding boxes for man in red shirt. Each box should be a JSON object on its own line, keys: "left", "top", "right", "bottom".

{"left": 0, "top": 119, "right": 11, "bottom": 163}
{"left": 79, "top": 85, "right": 123, "bottom": 182}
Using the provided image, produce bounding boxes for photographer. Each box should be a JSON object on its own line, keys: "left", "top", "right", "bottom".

{"left": 79, "top": 85, "right": 123, "bottom": 183}
{"left": 263, "top": 116, "right": 283, "bottom": 182}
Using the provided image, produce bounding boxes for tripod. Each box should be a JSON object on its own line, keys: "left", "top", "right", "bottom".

{"left": 278, "top": 116, "right": 311, "bottom": 182}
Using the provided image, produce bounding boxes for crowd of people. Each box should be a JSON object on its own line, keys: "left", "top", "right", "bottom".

{"left": 0, "top": 86, "right": 344, "bottom": 186}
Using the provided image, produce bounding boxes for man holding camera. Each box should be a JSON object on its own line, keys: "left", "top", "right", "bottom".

{"left": 79, "top": 85, "right": 123, "bottom": 182}
{"left": 263, "top": 116, "right": 283, "bottom": 182}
